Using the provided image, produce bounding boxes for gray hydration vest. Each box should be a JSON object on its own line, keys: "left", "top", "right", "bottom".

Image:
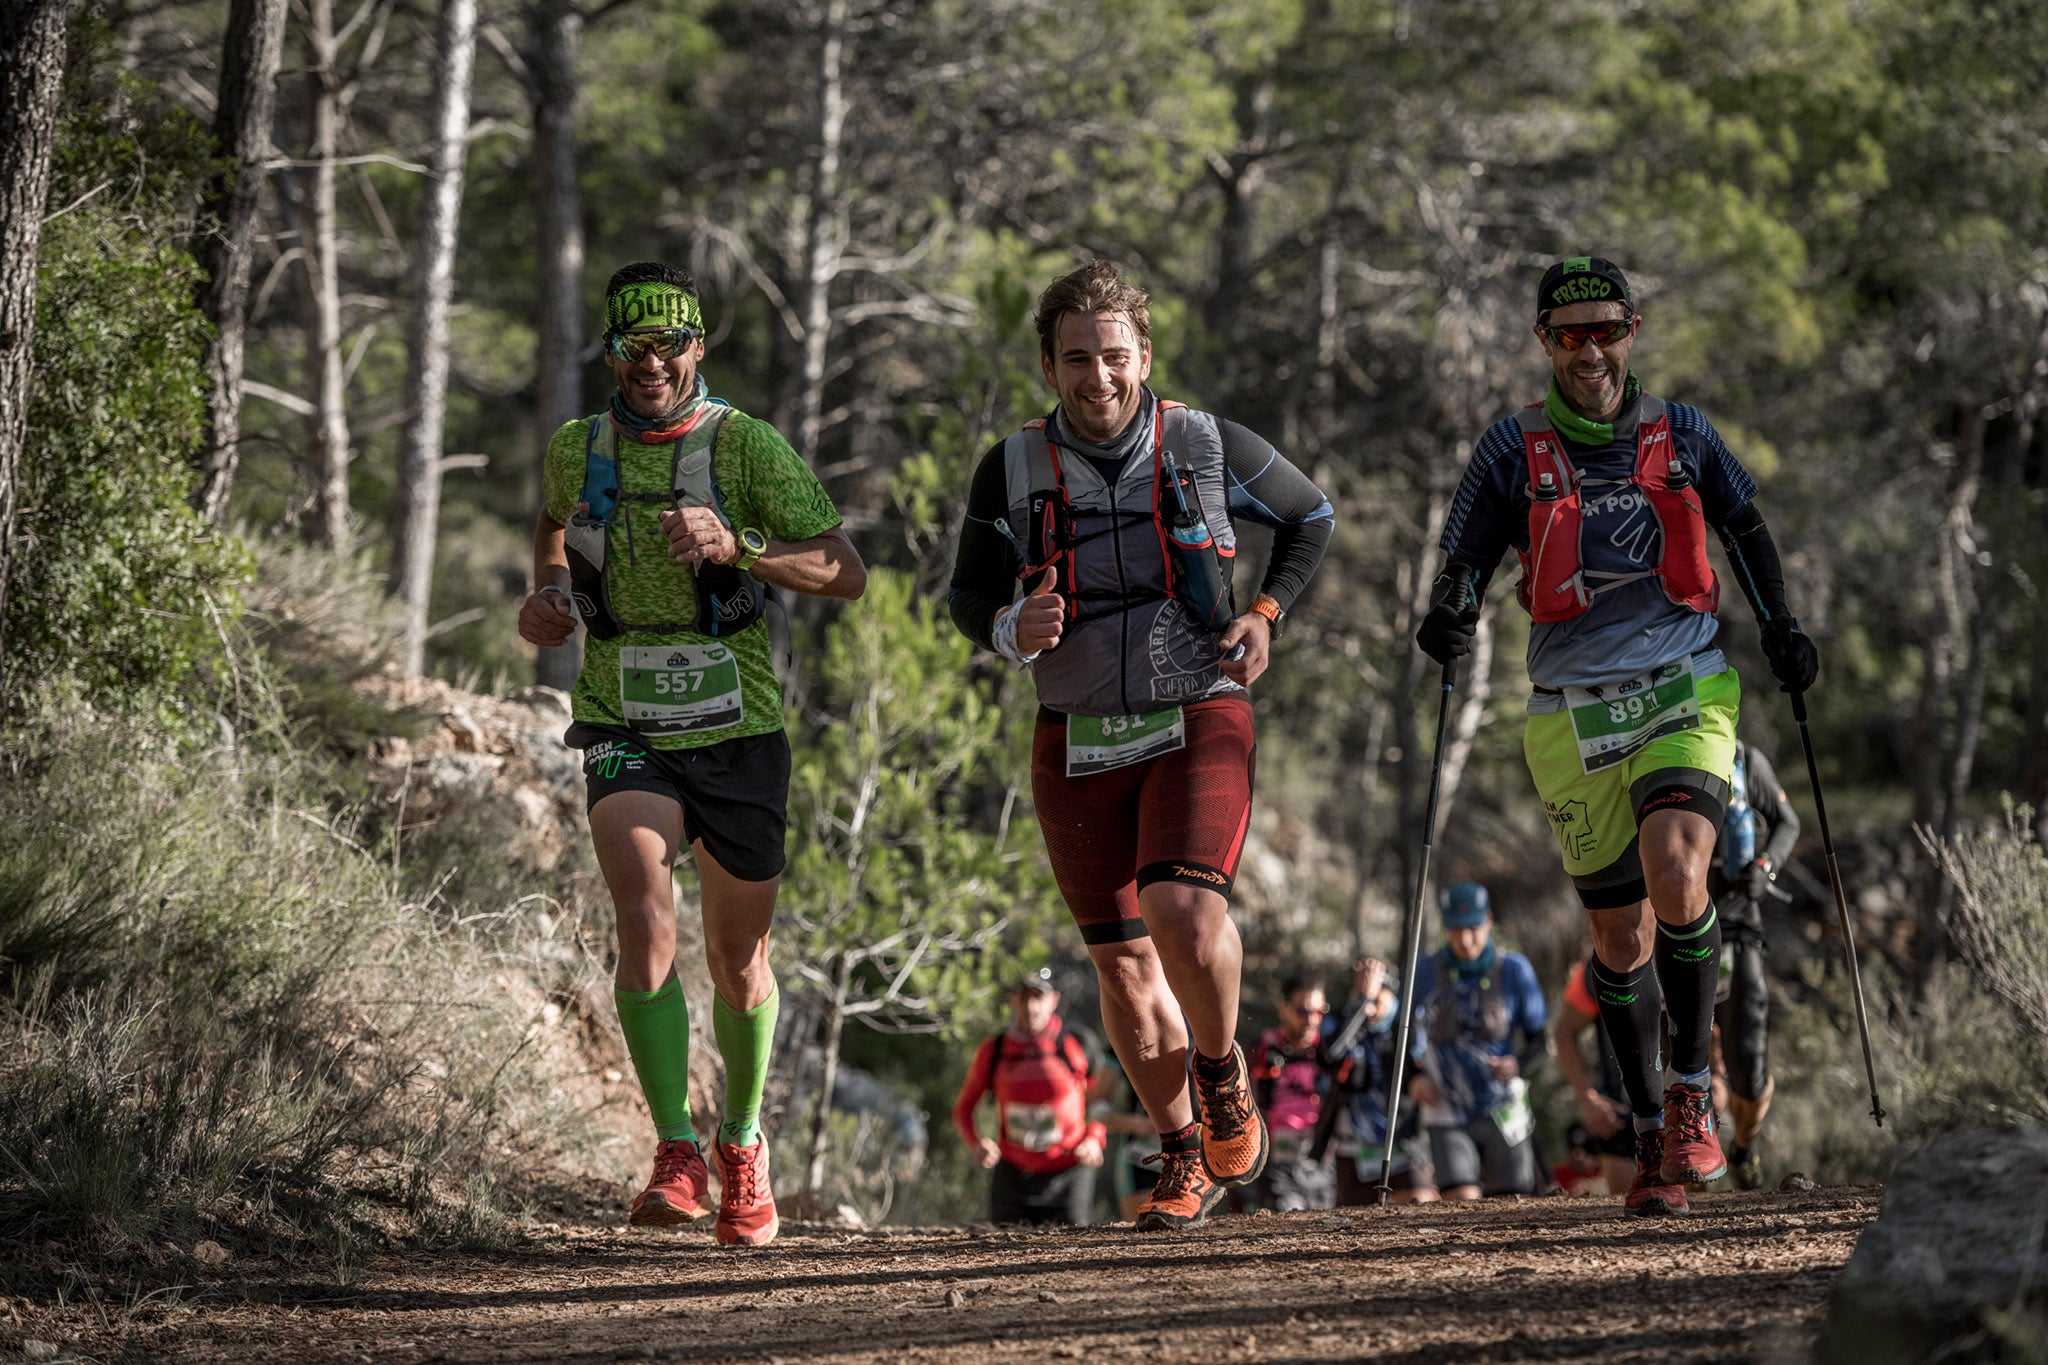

{"left": 561, "top": 405, "right": 764, "bottom": 639}
{"left": 1002, "top": 401, "right": 1240, "bottom": 717}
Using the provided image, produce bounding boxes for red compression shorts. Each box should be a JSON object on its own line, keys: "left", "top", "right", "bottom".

{"left": 1030, "top": 695, "right": 1256, "bottom": 945}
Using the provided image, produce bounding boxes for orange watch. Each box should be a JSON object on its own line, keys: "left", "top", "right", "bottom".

{"left": 1249, "top": 594, "right": 1286, "bottom": 638}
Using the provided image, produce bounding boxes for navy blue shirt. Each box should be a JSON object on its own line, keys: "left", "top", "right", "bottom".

{"left": 1440, "top": 396, "right": 1759, "bottom": 690}
{"left": 1410, "top": 947, "right": 1548, "bottom": 1127}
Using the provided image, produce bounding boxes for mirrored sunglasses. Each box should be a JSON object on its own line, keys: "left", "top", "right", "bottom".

{"left": 606, "top": 327, "right": 701, "bottom": 363}
{"left": 1538, "top": 316, "right": 1638, "bottom": 351}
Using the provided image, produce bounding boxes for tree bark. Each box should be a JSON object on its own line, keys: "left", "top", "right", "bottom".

{"left": 529, "top": 0, "right": 584, "bottom": 690}
{"left": 793, "top": 0, "right": 848, "bottom": 465}
{"left": 1204, "top": 76, "right": 1272, "bottom": 406}
{"left": 0, "top": 0, "right": 68, "bottom": 672}
{"left": 189, "top": 0, "right": 288, "bottom": 525}
{"left": 301, "top": 0, "right": 353, "bottom": 555}
{"left": 388, "top": 0, "right": 478, "bottom": 678}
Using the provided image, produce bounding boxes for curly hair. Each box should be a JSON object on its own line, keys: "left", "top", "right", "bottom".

{"left": 1033, "top": 259, "right": 1151, "bottom": 357}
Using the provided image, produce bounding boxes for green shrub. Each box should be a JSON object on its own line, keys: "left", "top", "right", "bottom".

{"left": 5, "top": 22, "right": 251, "bottom": 726}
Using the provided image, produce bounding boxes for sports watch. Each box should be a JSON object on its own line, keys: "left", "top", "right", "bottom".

{"left": 733, "top": 527, "right": 768, "bottom": 574}
{"left": 1249, "top": 594, "right": 1286, "bottom": 639}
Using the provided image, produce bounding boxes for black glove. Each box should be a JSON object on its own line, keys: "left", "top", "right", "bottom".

{"left": 1743, "top": 857, "right": 1774, "bottom": 904}
{"left": 1416, "top": 568, "right": 1480, "bottom": 664}
{"left": 1760, "top": 616, "right": 1819, "bottom": 693}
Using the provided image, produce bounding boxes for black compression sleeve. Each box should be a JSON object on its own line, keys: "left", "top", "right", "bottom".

{"left": 1748, "top": 747, "right": 1802, "bottom": 865}
{"left": 947, "top": 444, "right": 1021, "bottom": 652}
{"left": 1714, "top": 501, "right": 1792, "bottom": 626}
{"left": 1219, "top": 419, "right": 1333, "bottom": 611}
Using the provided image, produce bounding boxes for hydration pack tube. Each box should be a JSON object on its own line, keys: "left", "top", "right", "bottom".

{"left": 562, "top": 406, "right": 763, "bottom": 641}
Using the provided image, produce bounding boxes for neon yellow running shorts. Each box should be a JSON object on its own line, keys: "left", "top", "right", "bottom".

{"left": 1523, "top": 666, "right": 1740, "bottom": 880}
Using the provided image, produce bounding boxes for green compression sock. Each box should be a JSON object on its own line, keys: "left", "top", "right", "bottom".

{"left": 615, "top": 975, "right": 698, "bottom": 1144}
{"left": 713, "top": 984, "right": 779, "bottom": 1148}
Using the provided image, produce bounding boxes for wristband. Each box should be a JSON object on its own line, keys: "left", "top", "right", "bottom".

{"left": 538, "top": 584, "right": 570, "bottom": 602}
{"left": 991, "top": 602, "right": 1041, "bottom": 668}
{"left": 1249, "top": 594, "right": 1285, "bottom": 637}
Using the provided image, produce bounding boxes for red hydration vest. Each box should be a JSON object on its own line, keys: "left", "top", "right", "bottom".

{"left": 1512, "top": 395, "right": 1718, "bottom": 624}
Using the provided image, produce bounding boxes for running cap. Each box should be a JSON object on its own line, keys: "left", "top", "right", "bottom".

{"left": 1015, "top": 966, "right": 1057, "bottom": 995}
{"left": 1440, "top": 882, "right": 1492, "bottom": 928}
{"left": 1536, "top": 256, "right": 1633, "bottom": 317}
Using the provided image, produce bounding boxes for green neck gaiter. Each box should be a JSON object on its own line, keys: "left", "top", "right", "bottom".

{"left": 1543, "top": 371, "right": 1643, "bottom": 445}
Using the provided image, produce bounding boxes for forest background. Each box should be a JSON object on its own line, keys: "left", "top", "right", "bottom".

{"left": 2, "top": 0, "right": 2046, "bottom": 1283}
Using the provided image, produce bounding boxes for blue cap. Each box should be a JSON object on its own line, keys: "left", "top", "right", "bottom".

{"left": 1441, "top": 882, "right": 1491, "bottom": 928}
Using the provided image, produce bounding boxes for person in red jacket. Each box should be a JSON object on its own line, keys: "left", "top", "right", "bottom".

{"left": 953, "top": 968, "right": 1108, "bottom": 1225}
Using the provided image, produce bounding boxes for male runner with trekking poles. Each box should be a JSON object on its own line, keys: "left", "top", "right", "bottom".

{"left": 948, "top": 260, "right": 1334, "bottom": 1229}
{"left": 519, "top": 262, "right": 866, "bottom": 1245}
{"left": 1416, "top": 256, "right": 1818, "bottom": 1215}
{"left": 1711, "top": 739, "right": 1801, "bottom": 1187}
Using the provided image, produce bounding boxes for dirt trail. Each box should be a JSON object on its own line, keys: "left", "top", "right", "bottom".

{"left": 32, "top": 1187, "right": 1876, "bottom": 1364}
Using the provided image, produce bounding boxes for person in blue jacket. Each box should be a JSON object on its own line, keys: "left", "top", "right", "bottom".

{"left": 1408, "top": 883, "right": 1549, "bottom": 1199}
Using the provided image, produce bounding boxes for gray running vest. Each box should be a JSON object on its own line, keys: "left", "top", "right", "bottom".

{"left": 561, "top": 406, "right": 764, "bottom": 639}
{"left": 1002, "top": 402, "right": 1241, "bottom": 717}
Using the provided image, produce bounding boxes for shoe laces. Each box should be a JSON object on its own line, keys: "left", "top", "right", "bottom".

{"left": 1633, "top": 1126, "right": 1666, "bottom": 1173}
{"left": 1197, "top": 1064, "right": 1253, "bottom": 1139}
{"left": 1143, "top": 1149, "right": 1204, "bottom": 1206}
{"left": 651, "top": 1139, "right": 700, "bottom": 1183}
{"left": 1670, "top": 1087, "right": 1716, "bottom": 1144}
{"left": 723, "top": 1144, "right": 766, "bottom": 1205}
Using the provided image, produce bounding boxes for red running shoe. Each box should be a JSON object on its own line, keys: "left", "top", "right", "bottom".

{"left": 1194, "top": 1044, "right": 1268, "bottom": 1188}
{"left": 1133, "top": 1149, "right": 1224, "bottom": 1230}
{"left": 1659, "top": 1083, "right": 1728, "bottom": 1185}
{"left": 714, "top": 1140, "right": 780, "bottom": 1246}
{"left": 1626, "top": 1126, "right": 1689, "bottom": 1216}
{"left": 628, "top": 1138, "right": 711, "bottom": 1227}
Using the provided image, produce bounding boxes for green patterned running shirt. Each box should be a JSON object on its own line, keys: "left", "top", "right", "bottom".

{"left": 543, "top": 406, "right": 842, "bottom": 749}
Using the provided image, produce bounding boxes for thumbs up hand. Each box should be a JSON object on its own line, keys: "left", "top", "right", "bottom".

{"left": 1015, "top": 567, "right": 1066, "bottom": 654}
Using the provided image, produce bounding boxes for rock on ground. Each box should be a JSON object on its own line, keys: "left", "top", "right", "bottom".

{"left": 1820, "top": 1123, "right": 2048, "bottom": 1365}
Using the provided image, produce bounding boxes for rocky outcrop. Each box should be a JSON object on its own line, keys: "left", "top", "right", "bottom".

{"left": 1819, "top": 1124, "right": 2048, "bottom": 1365}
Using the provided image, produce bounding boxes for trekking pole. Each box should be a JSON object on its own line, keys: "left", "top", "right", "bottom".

{"left": 1377, "top": 654, "right": 1458, "bottom": 1203}
{"left": 1789, "top": 691, "right": 1887, "bottom": 1127}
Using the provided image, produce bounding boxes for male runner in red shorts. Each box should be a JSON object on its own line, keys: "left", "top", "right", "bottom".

{"left": 948, "top": 260, "right": 1333, "bottom": 1228}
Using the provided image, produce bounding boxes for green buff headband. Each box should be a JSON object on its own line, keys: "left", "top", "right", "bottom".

{"left": 605, "top": 282, "right": 703, "bottom": 334}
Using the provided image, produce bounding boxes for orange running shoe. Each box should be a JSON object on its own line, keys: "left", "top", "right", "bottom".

{"left": 1626, "top": 1126, "right": 1689, "bottom": 1216}
{"left": 714, "top": 1139, "right": 780, "bottom": 1246}
{"left": 1134, "top": 1149, "right": 1224, "bottom": 1230}
{"left": 1194, "top": 1044, "right": 1268, "bottom": 1188}
{"left": 1659, "top": 1083, "right": 1728, "bottom": 1185}
{"left": 628, "top": 1138, "right": 711, "bottom": 1227}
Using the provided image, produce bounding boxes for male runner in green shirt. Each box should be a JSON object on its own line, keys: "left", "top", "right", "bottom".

{"left": 518, "top": 261, "right": 865, "bottom": 1245}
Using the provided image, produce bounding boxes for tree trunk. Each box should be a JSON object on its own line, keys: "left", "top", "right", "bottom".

{"left": 388, "top": 0, "right": 477, "bottom": 678}
{"left": 801, "top": 965, "right": 849, "bottom": 1219}
{"left": 1914, "top": 406, "right": 1985, "bottom": 971}
{"left": 1203, "top": 76, "right": 1272, "bottom": 406}
{"left": 0, "top": 0, "right": 68, "bottom": 672}
{"left": 793, "top": 0, "right": 848, "bottom": 464}
{"left": 303, "top": 0, "right": 352, "bottom": 554}
{"left": 529, "top": 0, "right": 584, "bottom": 690}
{"left": 1434, "top": 609, "right": 1495, "bottom": 823}
{"left": 189, "top": 0, "right": 288, "bottom": 525}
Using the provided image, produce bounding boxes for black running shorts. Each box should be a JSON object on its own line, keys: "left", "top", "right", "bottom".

{"left": 566, "top": 721, "right": 790, "bottom": 882}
